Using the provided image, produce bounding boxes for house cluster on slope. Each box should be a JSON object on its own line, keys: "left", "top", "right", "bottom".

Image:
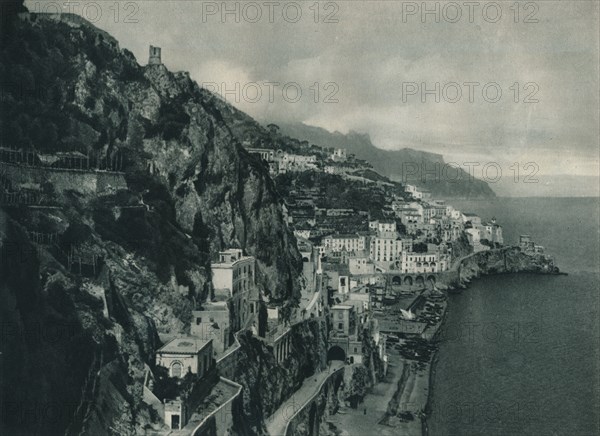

{"left": 143, "top": 248, "right": 262, "bottom": 431}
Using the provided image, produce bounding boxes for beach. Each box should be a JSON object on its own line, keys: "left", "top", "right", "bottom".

{"left": 328, "top": 289, "right": 448, "bottom": 436}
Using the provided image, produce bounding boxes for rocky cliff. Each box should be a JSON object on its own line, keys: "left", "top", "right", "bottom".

{"left": 231, "top": 318, "right": 328, "bottom": 434}
{"left": 0, "top": 10, "right": 303, "bottom": 435}
{"left": 458, "top": 246, "right": 560, "bottom": 285}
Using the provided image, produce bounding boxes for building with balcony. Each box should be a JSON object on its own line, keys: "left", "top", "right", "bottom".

{"left": 400, "top": 251, "right": 448, "bottom": 274}
{"left": 322, "top": 233, "right": 368, "bottom": 253}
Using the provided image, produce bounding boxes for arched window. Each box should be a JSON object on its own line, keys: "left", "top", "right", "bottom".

{"left": 171, "top": 361, "right": 183, "bottom": 378}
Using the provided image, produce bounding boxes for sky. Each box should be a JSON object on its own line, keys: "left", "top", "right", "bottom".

{"left": 27, "top": 0, "right": 600, "bottom": 178}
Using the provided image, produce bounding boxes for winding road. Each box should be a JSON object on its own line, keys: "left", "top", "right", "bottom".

{"left": 266, "top": 361, "right": 344, "bottom": 436}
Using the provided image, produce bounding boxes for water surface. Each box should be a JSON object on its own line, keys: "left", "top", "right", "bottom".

{"left": 429, "top": 197, "right": 600, "bottom": 436}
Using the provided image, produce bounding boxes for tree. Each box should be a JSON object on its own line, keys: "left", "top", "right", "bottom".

{"left": 413, "top": 242, "right": 428, "bottom": 253}
{"left": 266, "top": 123, "right": 280, "bottom": 134}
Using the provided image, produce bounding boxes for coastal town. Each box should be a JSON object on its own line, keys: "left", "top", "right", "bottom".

{"left": 0, "top": 12, "right": 569, "bottom": 435}
{"left": 131, "top": 129, "right": 545, "bottom": 433}
{"left": 0, "top": 82, "right": 553, "bottom": 434}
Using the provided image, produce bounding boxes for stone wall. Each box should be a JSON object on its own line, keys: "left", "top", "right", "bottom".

{"left": 216, "top": 332, "right": 242, "bottom": 380}
{"left": 0, "top": 162, "right": 127, "bottom": 196}
{"left": 191, "top": 377, "right": 243, "bottom": 436}
{"left": 284, "top": 367, "right": 344, "bottom": 436}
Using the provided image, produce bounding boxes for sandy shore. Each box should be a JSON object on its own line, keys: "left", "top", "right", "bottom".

{"left": 328, "top": 291, "right": 448, "bottom": 436}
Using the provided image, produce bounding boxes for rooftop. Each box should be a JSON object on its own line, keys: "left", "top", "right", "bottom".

{"left": 331, "top": 233, "right": 361, "bottom": 239}
{"left": 378, "top": 319, "right": 427, "bottom": 334}
{"left": 212, "top": 259, "right": 253, "bottom": 268}
{"left": 157, "top": 337, "right": 211, "bottom": 355}
{"left": 332, "top": 304, "right": 353, "bottom": 310}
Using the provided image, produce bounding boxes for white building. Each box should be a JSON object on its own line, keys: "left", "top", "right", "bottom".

{"left": 331, "top": 148, "right": 347, "bottom": 161}
{"left": 482, "top": 219, "right": 504, "bottom": 245}
{"left": 212, "top": 249, "right": 257, "bottom": 332}
{"left": 191, "top": 303, "right": 230, "bottom": 355}
{"left": 379, "top": 222, "right": 397, "bottom": 233}
{"left": 278, "top": 153, "right": 317, "bottom": 172}
{"left": 246, "top": 148, "right": 275, "bottom": 161}
{"left": 465, "top": 227, "right": 489, "bottom": 252}
{"left": 370, "top": 236, "right": 413, "bottom": 264}
{"left": 404, "top": 184, "right": 423, "bottom": 199}
{"left": 400, "top": 251, "right": 448, "bottom": 274}
{"left": 446, "top": 205, "right": 462, "bottom": 220}
{"left": 339, "top": 276, "right": 349, "bottom": 294}
{"left": 348, "top": 256, "right": 375, "bottom": 275}
{"left": 322, "top": 234, "right": 368, "bottom": 253}
{"left": 155, "top": 337, "right": 214, "bottom": 379}
{"left": 461, "top": 212, "right": 482, "bottom": 226}
{"left": 293, "top": 228, "right": 313, "bottom": 240}
{"left": 397, "top": 209, "right": 423, "bottom": 225}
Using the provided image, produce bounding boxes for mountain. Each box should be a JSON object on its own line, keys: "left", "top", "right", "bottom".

{"left": 0, "top": 11, "right": 303, "bottom": 434}
{"left": 278, "top": 122, "right": 496, "bottom": 199}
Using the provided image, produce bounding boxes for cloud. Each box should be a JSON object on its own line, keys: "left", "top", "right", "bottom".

{"left": 31, "top": 0, "right": 599, "bottom": 176}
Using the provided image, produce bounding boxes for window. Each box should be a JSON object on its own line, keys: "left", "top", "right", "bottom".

{"left": 338, "top": 323, "right": 343, "bottom": 330}
{"left": 171, "top": 362, "right": 182, "bottom": 378}
{"left": 196, "top": 317, "right": 202, "bottom": 325}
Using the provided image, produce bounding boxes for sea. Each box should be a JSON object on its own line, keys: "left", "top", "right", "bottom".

{"left": 428, "top": 197, "right": 600, "bottom": 436}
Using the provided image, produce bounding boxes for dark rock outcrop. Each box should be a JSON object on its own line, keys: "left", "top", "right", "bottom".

{"left": 232, "top": 318, "right": 328, "bottom": 434}
{"left": 458, "top": 246, "right": 560, "bottom": 284}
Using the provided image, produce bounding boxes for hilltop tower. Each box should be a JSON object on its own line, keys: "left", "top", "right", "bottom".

{"left": 148, "top": 45, "right": 162, "bottom": 65}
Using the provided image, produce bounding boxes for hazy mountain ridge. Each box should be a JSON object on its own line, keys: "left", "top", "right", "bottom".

{"left": 278, "top": 122, "right": 496, "bottom": 199}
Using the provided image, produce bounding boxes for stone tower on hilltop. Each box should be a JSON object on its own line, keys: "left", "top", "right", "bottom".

{"left": 148, "top": 45, "right": 161, "bottom": 65}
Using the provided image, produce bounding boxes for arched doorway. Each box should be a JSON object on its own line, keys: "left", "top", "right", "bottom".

{"left": 404, "top": 276, "right": 413, "bottom": 286}
{"left": 415, "top": 276, "right": 425, "bottom": 287}
{"left": 392, "top": 276, "right": 402, "bottom": 285}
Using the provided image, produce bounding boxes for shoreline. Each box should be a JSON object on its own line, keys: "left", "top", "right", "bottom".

{"left": 421, "top": 300, "right": 449, "bottom": 436}
{"left": 419, "top": 268, "right": 563, "bottom": 436}
{"left": 325, "top": 247, "right": 562, "bottom": 436}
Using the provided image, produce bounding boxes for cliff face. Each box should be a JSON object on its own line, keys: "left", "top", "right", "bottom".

{"left": 2, "top": 13, "right": 302, "bottom": 303}
{"left": 0, "top": 12, "right": 302, "bottom": 435}
{"left": 232, "top": 319, "right": 328, "bottom": 434}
